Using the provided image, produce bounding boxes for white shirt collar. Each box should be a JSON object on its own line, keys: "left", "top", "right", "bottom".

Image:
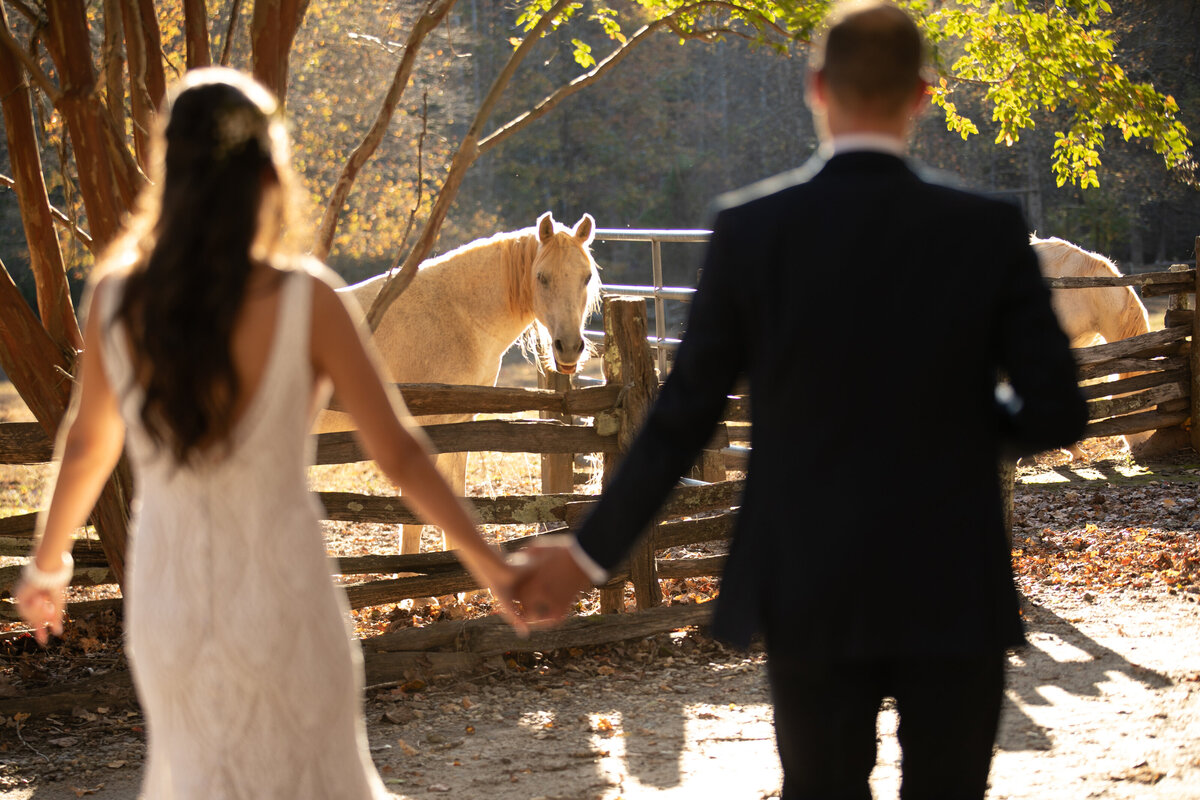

{"left": 820, "top": 132, "right": 907, "bottom": 159}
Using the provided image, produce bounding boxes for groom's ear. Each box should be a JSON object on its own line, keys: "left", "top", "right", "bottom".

{"left": 909, "top": 79, "right": 931, "bottom": 118}
{"left": 806, "top": 69, "right": 829, "bottom": 113}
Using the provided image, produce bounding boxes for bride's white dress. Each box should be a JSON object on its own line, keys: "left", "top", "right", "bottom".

{"left": 98, "top": 268, "right": 390, "bottom": 799}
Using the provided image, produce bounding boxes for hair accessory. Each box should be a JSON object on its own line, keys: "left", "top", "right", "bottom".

{"left": 214, "top": 104, "right": 270, "bottom": 161}
{"left": 21, "top": 551, "right": 74, "bottom": 591}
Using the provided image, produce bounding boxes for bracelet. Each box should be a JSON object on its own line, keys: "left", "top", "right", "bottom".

{"left": 21, "top": 552, "right": 74, "bottom": 591}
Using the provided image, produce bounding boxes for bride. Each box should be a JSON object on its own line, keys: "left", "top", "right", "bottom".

{"left": 14, "top": 67, "right": 523, "bottom": 798}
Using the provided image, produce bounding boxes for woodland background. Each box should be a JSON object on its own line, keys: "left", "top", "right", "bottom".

{"left": 1, "top": 0, "right": 1197, "bottom": 314}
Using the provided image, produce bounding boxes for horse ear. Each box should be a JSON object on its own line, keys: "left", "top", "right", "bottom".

{"left": 538, "top": 212, "right": 555, "bottom": 243}
{"left": 573, "top": 213, "right": 595, "bottom": 245}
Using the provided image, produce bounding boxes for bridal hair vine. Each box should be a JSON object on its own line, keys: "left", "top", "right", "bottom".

{"left": 213, "top": 103, "right": 272, "bottom": 162}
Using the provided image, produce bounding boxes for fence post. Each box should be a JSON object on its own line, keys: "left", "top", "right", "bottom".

{"left": 599, "top": 296, "right": 661, "bottom": 613}
{"left": 538, "top": 370, "right": 574, "bottom": 494}
{"left": 1192, "top": 238, "right": 1200, "bottom": 455}
{"left": 1166, "top": 264, "right": 1194, "bottom": 327}
{"left": 692, "top": 427, "right": 729, "bottom": 483}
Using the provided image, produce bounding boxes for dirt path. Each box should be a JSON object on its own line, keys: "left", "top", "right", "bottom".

{"left": 3, "top": 586, "right": 1198, "bottom": 800}
{"left": 3, "top": 378, "right": 1198, "bottom": 800}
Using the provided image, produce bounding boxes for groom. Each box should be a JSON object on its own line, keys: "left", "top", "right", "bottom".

{"left": 514, "top": 2, "right": 1087, "bottom": 797}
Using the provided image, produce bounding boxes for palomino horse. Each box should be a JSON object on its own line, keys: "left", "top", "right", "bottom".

{"left": 1032, "top": 236, "right": 1149, "bottom": 348}
{"left": 318, "top": 212, "right": 600, "bottom": 553}
{"left": 1032, "top": 235, "right": 1151, "bottom": 456}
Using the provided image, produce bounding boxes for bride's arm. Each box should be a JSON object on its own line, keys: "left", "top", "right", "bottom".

{"left": 17, "top": 279, "right": 126, "bottom": 644}
{"left": 309, "top": 278, "right": 525, "bottom": 632}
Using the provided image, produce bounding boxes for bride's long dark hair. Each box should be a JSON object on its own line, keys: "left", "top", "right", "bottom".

{"left": 107, "top": 69, "right": 295, "bottom": 464}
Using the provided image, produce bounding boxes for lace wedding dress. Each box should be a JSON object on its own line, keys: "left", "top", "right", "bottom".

{"left": 99, "top": 268, "right": 390, "bottom": 799}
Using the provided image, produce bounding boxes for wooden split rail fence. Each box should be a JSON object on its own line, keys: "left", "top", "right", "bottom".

{"left": 3, "top": 250, "right": 1200, "bottom": 633}
{"left": 1045, "top": 262, "right": 1200, "bottom": 445}
{"left": 0, "top": 296, "right": 738, "bottom": 628}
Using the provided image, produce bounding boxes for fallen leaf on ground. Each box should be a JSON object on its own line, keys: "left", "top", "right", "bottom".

{"left": 1111, "top": 762, "right": 1166, "bottom": 784}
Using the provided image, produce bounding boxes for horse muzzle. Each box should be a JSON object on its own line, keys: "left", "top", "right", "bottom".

{"left": 552, "top": 336, "right": 585, "bottom": 375}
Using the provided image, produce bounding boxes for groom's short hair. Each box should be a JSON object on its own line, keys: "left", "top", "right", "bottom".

{"left": 811, "top": 1, "right": 926, "bottom": 115}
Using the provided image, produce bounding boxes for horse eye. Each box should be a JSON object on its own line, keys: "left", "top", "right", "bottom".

{"left": 537, "top": 273, "right": 549, "bottom": 287}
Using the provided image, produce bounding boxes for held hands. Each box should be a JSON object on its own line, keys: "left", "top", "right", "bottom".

{"left": 453, "top": 548, "right": 530, "bottom": 638}
{"left": 508, "top": 535, "right": 594, "bottom": 626}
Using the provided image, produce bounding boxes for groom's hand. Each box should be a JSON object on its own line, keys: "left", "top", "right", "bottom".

{"left": 509, "top": 537, "right": 593, "bottom": 625}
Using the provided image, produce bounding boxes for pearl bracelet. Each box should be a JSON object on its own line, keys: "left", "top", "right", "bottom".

{"left": 21, "top": 552, "right": 74, "bottom": 591}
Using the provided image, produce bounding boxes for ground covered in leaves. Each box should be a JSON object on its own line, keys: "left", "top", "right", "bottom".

{"left": 2, "top": 369, "right": 1199, "bottom": 798}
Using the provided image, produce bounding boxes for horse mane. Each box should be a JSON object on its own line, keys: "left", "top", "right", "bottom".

{"left": 499, "top": 230, "right": 540, "bottom": 319}
{"left": 1114, "top": 289, "right": 1151, "bottom": 339}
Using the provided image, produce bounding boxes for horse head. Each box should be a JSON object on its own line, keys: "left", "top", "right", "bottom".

{"left": 530, "top": 212, "right": 600, "bottom": 374}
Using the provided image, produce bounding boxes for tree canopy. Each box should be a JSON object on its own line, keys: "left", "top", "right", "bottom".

{"left": 514, "top": 0, "right": 1191, "bottom": 189}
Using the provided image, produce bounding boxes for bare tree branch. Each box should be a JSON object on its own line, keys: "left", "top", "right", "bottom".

{"left": 480, "top": 1, "right": 791, "bottom": 155}
{"left": 667, "top": 0, "right": 793, "bottom": 41}
{"left": 98, "top": 94, "right": 147, "bottom": 209}
{"left": 365, "top": 0, "right": 574, "bottom": 331}
{"left": 0, "top": 16, "right": 59, "bottom": 102}
{"left": 364, "top": 0, "right": 795, "bottom": 329}
{"left": 1, "top": 173, "right": 95, "bottom": 251}
{"left": 479, "top": 20, "right": 665, "bottom": 155}
{"left": 218, "top": 0, "right": 243, "bottom": 67}
{"left": 120, "top": 0, "right": 156, "bottom": 168}
{"left": 313, "top": 0, "right": 456, "bottom": 262}
{"left": 396, "top": 91, "right": 429, "bottom": 262}
{"left": 2, "top": 0, "right": 39, "bottom": 26}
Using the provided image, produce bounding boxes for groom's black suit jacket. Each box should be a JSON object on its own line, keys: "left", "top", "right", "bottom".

{"left": 576, "top": 151, "right": 1087, "bottom": 659}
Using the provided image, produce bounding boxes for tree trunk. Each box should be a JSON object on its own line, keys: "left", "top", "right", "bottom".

{"left": 0, "top": 260, "right": 132, "bottom": 584}
{"left": 101, "top": 0, "right": 127, "bottom": 153}
{"left": 0, "top": 6, "right": 81, "bottom": 354}
{"left": 183, "top": 0, "right": 212, "bottom": 69}
{"left": 119, "top": 0, "right": 164, "bottom": 169}
{"left": 0, "top": 263, "right": 74, "bottom": 434}
{"left": 45, "top": 1, "right": 128, "bottom": 248}
{"left": 250, "top": 0, "right": 312, "bottom": 102}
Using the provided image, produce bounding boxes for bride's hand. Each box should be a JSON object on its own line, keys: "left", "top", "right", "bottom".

{"left": 15, "top": 580, "right": 66, "bottom": 646}
{"left": 461, "top": 551, "right": 529, "bottom": 638}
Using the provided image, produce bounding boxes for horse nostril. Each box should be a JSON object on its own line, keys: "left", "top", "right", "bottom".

{"left": 574, "top": 339, "right": 585, "bottom": 355}
{"left": 553, "top": 338, "right": 564, "bottom": 353}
